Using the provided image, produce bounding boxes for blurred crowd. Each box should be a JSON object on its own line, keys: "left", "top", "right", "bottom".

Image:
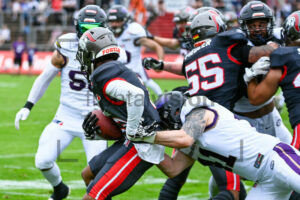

{"left": 0, "top": 0, "right": 300, "bottom": 51}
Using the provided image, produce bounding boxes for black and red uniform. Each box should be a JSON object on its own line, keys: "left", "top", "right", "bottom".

{"left": 87, "top": 60, "right": 161, "bottom": 200}
{"left": 270, "top": 47, "right": 300, "bottom": 149}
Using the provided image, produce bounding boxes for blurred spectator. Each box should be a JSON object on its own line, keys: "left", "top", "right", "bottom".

{"left": 63, "top": 0, "right": 77, "bottom": 13}
{"left": 12, "top": 35, "right": 27, "bottom": 70}
{"left": 129, "top": 0, "right": 147, "bottom": 26}
{"left": 0, "top": 24, "right": 11, "bottom": 46}
{"left": 47, "top": 26, "right": 63, "bottom": 47}
{"left": 12, "top": 0, "right": 21, "bottom": 20}
{"left": 192, "top": 0, "right": 203, "bottom": 9}
{"left": 27, "top": 42, "right": 36, "bottom": 71}
{"left": 157, "top": 0, "right": 166, "bottom": 16}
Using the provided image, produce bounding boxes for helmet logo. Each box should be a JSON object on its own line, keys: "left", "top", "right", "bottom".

{"left": 290, "top": 13, "right": 300, "bottom": 32}
{"left": 252, "top": 13, "right": 266, "bottom": 17}
{"left": 97, "top": 46, "right": 121, "bottom": 57}
{"left": 83, "top": 32, "right": 96, "bottom": 42}
{"left": 85, "top": 9, "right": 97, "bottom": 14}
{"left": 84, "top": 18, "right": 96, "bottom": 22}
{"left": 109, "top": 9, "right": 118, "bottom": 13}
{"left": 251, "top": 4, "right": 263, "bottom": 8}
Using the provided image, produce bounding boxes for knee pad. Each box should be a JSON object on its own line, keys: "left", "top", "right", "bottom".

{"left": 35, "top": 153, "right": 54, "bottom": 170}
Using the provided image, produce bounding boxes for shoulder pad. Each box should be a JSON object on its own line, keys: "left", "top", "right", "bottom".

{"left": 270, "top": 47, "right": 293, "bottom": 68}
{"left": 214, "top": 29, "right": 248, "bottom": 46}
{"left": 54, "top": 33, "right": 78, "bottom": 57}
{"left": 127, "top": 22, "right": 146, "bottom": 38}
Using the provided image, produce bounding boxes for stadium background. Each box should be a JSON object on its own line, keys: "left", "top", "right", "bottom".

{"left": 0, "top": 0, "right": 295, "bottom": 199}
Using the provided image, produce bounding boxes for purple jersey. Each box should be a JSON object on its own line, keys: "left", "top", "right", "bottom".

{"left": 13, "top": 41, "right": 26, "bottom": 58}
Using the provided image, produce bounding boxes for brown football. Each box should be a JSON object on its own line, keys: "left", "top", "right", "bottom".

{"left": 92, "top": 110, "right": 122, "bottom": 140}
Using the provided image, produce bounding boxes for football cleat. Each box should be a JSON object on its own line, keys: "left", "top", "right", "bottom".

{"left": 48, "top": 182, "right": 70, "bottom": 200}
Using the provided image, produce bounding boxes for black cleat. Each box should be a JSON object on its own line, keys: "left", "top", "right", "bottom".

{"left": 48, "top": 182, "right": 70, "bottom": 200}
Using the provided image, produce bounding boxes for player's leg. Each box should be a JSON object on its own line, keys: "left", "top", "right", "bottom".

{"left": 158, "top": 165, "right": 193, "bottom": 200}
{"left": 81, "top": 139, "right": 125, "bottom": 186}
{"left": 81, "top": 135, "right": 108, "bottom": 162}
{"left": 84, "top": 141, "right": 153, "bottom": 200}
{"left": 35, "top": 122, "right": 73, "bottom": 199}
{"left": 209, "top": 166, "right": 245, "bottom": 200}
{"left": 271, "top": 108, "right": 292, "bottom": 144}
{"left": 138, "top": 67, "right": 162, "bottom": 96}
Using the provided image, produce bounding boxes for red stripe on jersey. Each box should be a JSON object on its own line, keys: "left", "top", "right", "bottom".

{"left": 89, "top": 145, "right": 141, "bottom": 200}
{"left": 227, "top": 43, "right": 242, "bottom": 65}
{"left": 225, "top": 171, "right": 240, "bottom": 191}
{"left": 171, "top": 148, "right": 176, "bottom": 157}
{"left": 291, "top": 124, "right": 300, "bottom": 150}
{"left": 279, "top": 65, "right": 287, "bottom": 83}
{"left": 103, "top": 78, "right": 126, "bottom": 106}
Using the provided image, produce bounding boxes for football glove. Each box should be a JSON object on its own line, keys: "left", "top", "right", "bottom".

{"left": 142, "top": 57, "right": 164, "bottom": 71}
{"left": 15, "top": 108, "right": 30, "bottom": 130}
{"left": 126, "top": 121, "right": 159, "bottom": 143}
{"left": 82, "top": 112, "right": 102, "bottom": 140}
{"left": 244, "top": 56, "right": 270, "bottom": 83}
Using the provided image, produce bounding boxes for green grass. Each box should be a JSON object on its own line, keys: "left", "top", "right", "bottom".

{"left": 0, "top": 74, "right": 292, "bottom": 200}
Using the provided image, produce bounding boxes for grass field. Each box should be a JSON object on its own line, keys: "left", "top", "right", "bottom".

{"left": 0, "top": 74, "right": 292, "bottom": 200}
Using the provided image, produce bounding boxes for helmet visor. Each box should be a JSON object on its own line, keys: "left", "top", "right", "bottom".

{"left": 78, "top": 23, "right": 103, "bottom": 35}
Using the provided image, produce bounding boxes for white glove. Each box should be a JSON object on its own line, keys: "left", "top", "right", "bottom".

{"left": 15, "top": 108, "right": 30, "bottom": 130}
{"left": 244, "top": 56, "right": 270, "bottom": 83}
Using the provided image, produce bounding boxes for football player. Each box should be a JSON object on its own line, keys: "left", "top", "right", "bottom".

{"left": 144, "top": 10, "right": 278, "bottom": 200}
{"left": 76, "top": 27, "right": 164, "bottom": 200}
{"left": 148, "top": 7, "right": 193, "bottom": 56}
{"left": 14, "top": 5, "right": 108, "bottom": 200}
{"left": 132, "top": 91, "right": 300, "bottom": 200}
{"left": 245, "top": 10, "right": 300, "bottom": 151}
{"left": 233, "top": 1, "right": 292, "bottom": 144}
{"left": 107, "top": 5, "right": 164, "bottom": 96}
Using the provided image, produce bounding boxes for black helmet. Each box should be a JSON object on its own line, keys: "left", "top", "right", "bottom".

{"left": 74, "top": 5, "right": 107, "bottom": 38}
{"left": 107, "top": 5, "right": 131, "bottom": 36}
{"left": 190, "top": 11, "right": 226, "bottom": 45}
{"left": 282, "top": 11, "right": 300, "bottom": 45}
{"left": 77, "top": 27, "right": 120, "bottom": 78}
{"left": 155, "top": 91, "right": 187, "bottom": 130}
{"left": 239, "top": 1, "right": 274, "bottom": 45}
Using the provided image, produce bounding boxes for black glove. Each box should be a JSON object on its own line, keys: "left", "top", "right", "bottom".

{"left": 145, "top": 29, "right": 154, "bottom": 40}
{"left": 82, "top": 112, "right": 101, "bottom": 140}
{"left": 142, "top": 57, "right": 164, "bottom": 70}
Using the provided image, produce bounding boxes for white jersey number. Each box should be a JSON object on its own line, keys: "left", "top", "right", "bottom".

{"left": 186, "top": 53, "right": 224, "bottom": 96}
{"left": 293, "top": 73, "right": 300, "bottom": 88}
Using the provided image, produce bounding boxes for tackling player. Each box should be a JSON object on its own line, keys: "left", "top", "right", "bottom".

{"left": 132, "top": 91, "right": 300, "bottom": 200}
{"left": 76, "top": 27, "right": 164, "bottom": 200}
{"left": 107, "top": 5, "right": 164, "bottom": 97}
{"left": 14, "top": 5, "right": 108, "bottom": 200}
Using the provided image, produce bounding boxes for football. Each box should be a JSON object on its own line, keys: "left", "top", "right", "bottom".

{"left": 92, "top": 110, "right": 123, "bottom": 140}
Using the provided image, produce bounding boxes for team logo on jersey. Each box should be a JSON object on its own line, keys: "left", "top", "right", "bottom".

{"left": 96, "top": 94, "right": 101, "bottom": 101}
{"left": 254, "top": 153, "right": 264, "bottom": 168}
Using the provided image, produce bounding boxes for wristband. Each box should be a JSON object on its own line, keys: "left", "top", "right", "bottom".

{"left": 24, "top": 101, "right": 34, "bottom": 110}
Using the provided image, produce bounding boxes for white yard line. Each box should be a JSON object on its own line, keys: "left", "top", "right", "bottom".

{"left": 3, "top": 165, "right": 79, "bottom": 173}
{"left": 0, "top": 191, "right": 81, "bottom": 200}
{"left": 0, "top": 149, "right": 85, "bottom": 159}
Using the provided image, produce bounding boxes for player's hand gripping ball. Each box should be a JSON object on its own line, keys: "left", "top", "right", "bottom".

{"left": 82, "top": 110, "right": 122, "bottom": 140}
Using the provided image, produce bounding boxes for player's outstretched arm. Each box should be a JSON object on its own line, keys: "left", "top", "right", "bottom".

{"left": 247, "top": 68, "right": 281, "bottom": 105}
{"left": 153, "top": 36, "right": 180, "bottom": 50}
{"left": 158, "top": 151, "right": 195, "bottom": 178}
{"left": 142, "top": 57, "right": 184, "bottom": 76}
{"left": 139, "top": 37, "right": 165, "bottom": 60}
{"left": 14, "top": 50, "right": 65, "bottom": 130}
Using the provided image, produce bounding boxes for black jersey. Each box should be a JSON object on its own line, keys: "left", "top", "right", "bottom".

{"left": 90, "top": 60, "right": 161, "bottom": 126}
{"left": 183, "top": 29, "right": 251, "bottom": 110}
{"left": 270, "top": 47, "right": 300, "bottom": 128}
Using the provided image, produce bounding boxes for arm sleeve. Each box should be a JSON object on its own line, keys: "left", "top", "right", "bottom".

{"left": 105, "top": 80, "right": 145, "bottom": 135}
{"left": 27, "top": 62, "right": 60, "bottom": 104}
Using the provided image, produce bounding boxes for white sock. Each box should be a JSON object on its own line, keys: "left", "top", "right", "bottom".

{"left": 145, "top": 79, "right": 163, "bottom": 96}
{"left": 41, "top": 162, "right": 62, "bottom": 187}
